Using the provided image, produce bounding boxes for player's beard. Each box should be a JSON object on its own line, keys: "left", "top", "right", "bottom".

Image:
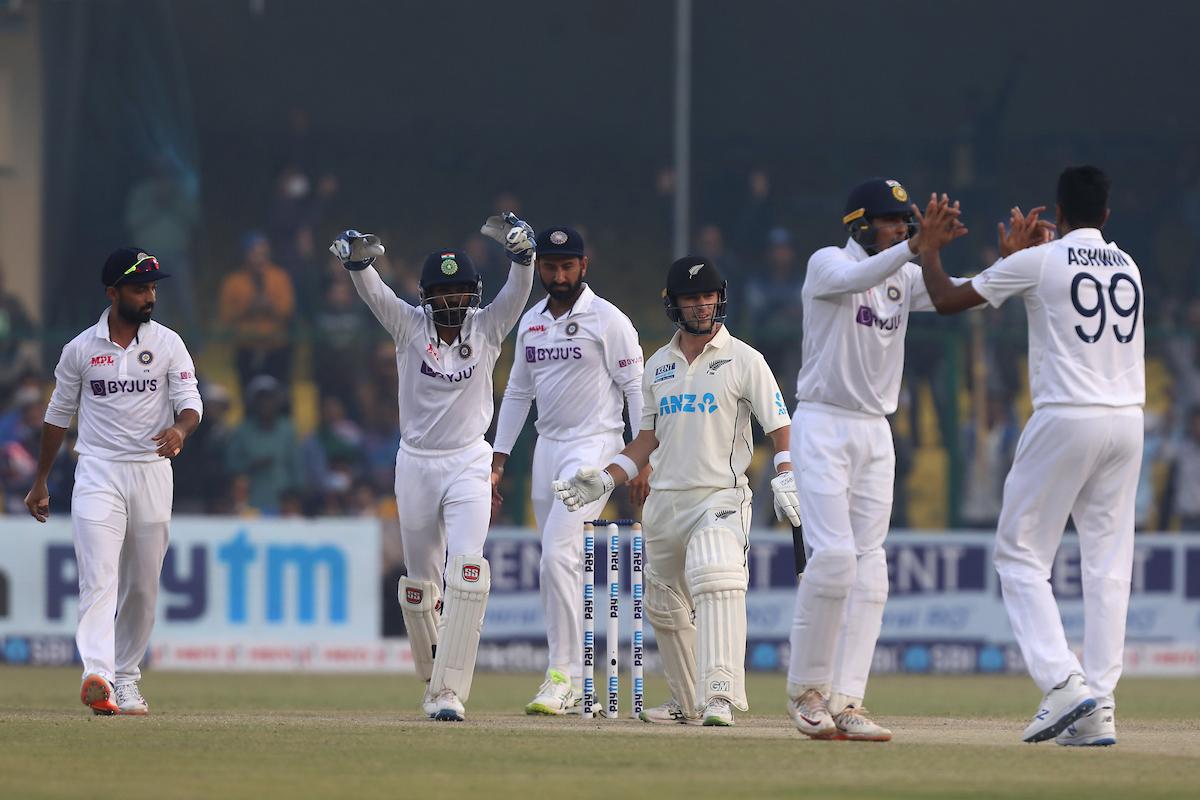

{"left": 541, "top": 276, "right": 583, "bottom": 303}
{"left": 117, "top": 298, "right": 154, "bottom": 324}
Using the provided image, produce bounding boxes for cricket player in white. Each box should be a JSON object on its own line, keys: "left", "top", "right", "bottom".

{"left": 25, "top": 247, "right": 202, "bottom": 716}
{"left": 916, "top": 166, "right": 1143, "bottom": 746}
{"left": 490, "top": 226, "right": 648, "bottom": 715}
{"left": 785, "top": 183, "right": 986, "bottom": 742}
{"left": 330, "top": 214, "right": 534, "bottom": 721}
{"left": 555, "top": 256, "right": 800, "bottom": 727}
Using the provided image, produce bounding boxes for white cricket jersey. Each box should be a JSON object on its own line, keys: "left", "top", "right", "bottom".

{"left": 795, "top": 237, "right": 962, "bottom": 417}
{"left": 971, "top": 227, "right": 1145, "bottom": 409}
{"left": 640, "top": 325, "right": 789, "bottom": 491}
{"left": 44, "top": 308, "right": 203, "bottom": 462}
{"left": 350, "top": 262, "right": 532, "bottom": 451}
{"left": 493, "top": 285, "right": 643, "bottom": 454}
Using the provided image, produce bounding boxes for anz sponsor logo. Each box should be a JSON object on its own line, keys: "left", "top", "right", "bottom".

{"left": 856, "top": 305, "right": 902, "bottom": 331}
{"left": 419, "top": 361, "right": 475, "bottom": 383}
{"left": 658, "top": 392, "right": 719, "bottom": 416}
{"left": 90, "top": 379, "right": 159, "bottom": 397}
{"left": 773, "top": 391, "right": 787, "bottom": 417}
{"left": 525, "top": 345, "right": 583, "bottom": 363}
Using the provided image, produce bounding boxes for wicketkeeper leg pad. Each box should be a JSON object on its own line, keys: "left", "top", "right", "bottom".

{"left": 398, "top": 576, "right": 441, "bottom": 682}
{"left": 685, "top": 526, "right": 750, "bottom": 711}
{"left": 429, "top": 556, "right": 490, "bottom": 703}
{"left": 645, "top": 579, "right": 699, "bottom": 716}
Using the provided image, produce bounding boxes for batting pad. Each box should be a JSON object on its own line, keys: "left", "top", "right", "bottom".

{"left": 429, "top": 555, "right": 491, "bottom": 703}
{"left": 686, "top": 527, "right": 749, "bottom": 710}
{"left": 398, "top": 577, "right": 441, "bottom": 682}
{"left": 645, "top": 580, "right": 699, "bottom": 716}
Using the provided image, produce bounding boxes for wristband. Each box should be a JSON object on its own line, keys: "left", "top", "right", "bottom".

{"left": 773, "top": 451, "right": 792, "bottom": 470}
{"left": 609, "top": 454, "right": 639, "bottom": 481}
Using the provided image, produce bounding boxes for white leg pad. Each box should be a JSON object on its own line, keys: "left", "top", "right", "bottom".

{"left": 786, "top": 548, "right": 856, "bottom": 698}
{"left": 685, "top": 527, "right": 749, "bottom": 711}
{"left": 398, "top": 577, "right": 441, "bottom": 682}
{"left": 644, "top": 580, "right": 699, "bottom": 717}
{"left": 429, "top": 556, "right": 490, "bottom": 703}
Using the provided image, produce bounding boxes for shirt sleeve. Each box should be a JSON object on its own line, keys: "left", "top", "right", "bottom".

{"left": 639, "top": 366, "right": 657, "bottom": 431}
{"left": 602, "top": 313, "right": 645, "bottom": 439}
{"left": 805, "top": 240, "right": 915, "bottom": 299}
{"left": 167, "top": 333, "right": 204, "bottom": 421}
{"left": 492, "top": 328, "right": 535, "bottom": 456}
{"left": 744, "top": 348, "right": 790, "bottom": 434}
{"left": 475, "top": 262, "right": 534, "bottom": 343}
{"left": 350, "top": 266, "right": 423, "bottom": 343}
{"left": 44, "top": 340, "right": 82, "bottom": 428}
{"left": 970, "top": 247, "right": 1046, "bottom": 308}
{"left": 907, "top": 264, "right": 976, "bottom": 313}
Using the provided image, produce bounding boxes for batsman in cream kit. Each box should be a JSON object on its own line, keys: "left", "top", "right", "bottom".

{"left": 330, "top": 214, "right": 535, "bottom": 721}
{"left": 25, "top": 248, "right": 203, "bottom": 716}
{"left": 554, "top": 255, "right": 801, "bottom": 727}
{"left": 491, "top": 226, "right": 646, "bottom": 715}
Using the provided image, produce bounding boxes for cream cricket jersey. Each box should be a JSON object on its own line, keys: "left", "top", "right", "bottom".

{"left": 640, "top": 325, "right": 788, "bottom": 491}
{"left": 351, "top": 262, "right": 532, "bottom": 451}
{"left": 493, "top": 284, "right": 644, "bottom": 454}
{"left": 971, "top": 228, "right": 1145, "bottom": 409}
{"left": 795, "top": 237, "right": 963, "bottom": 417}
{"left": 44, "top": 308, "right": 203, "bottom": 461}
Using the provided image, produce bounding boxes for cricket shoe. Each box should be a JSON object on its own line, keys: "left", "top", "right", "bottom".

{"left": 421, "top": 682, "right": 437, "bottom": 718}
{"left": 639, "top": 697, "right": 702, "bottom": 725}
{"left": 832, "top": 706, "right": 892, "bottom": 742}
{"left": 430, "top": 689, "right": 465, "bottom": 722}
{"left": 788, "top": 689, "right": 837, "bottom": 739}
{"left": 114, "top": 682, "right": 149, "bottom": 716}
{"left": 525, "top": 669, "right": 577, "bottom": 716}
{"left": 1057, "top": 703, "right": 1116, "bottom": 747}
{"left": 80, "top": 674, "right": 119, "bottom": 716}
{"left": 1023, "top": 672, "right": 1096, "bottom": 743}
{"left": 701, "top": 698, "right": 735, "bottom": 727}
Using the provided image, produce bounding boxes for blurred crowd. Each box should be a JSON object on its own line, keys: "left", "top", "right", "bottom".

{"left": 3, "top": 127, "right": 1200, "bottom": 534}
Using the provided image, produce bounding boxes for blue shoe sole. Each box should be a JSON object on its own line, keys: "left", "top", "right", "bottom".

{"left": 1059, "top": 737, "right": 1116, "bottom": 747}
{"left": 1024, "top": 698, "right": 1097, "bottom": 743}
{"left": 433, "top": 709, "right": 463, "bottom": 722}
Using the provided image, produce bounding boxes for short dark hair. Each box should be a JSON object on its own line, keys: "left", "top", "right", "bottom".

{"left": 1057, "top": 165, "right": 1110, "bottom": 228}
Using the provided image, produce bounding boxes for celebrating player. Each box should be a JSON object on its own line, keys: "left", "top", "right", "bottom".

{"left": 330, "top": 213, "right": 535, "bottom": 722}
{"left": 915, "top": 166, "right": 1143, "bottom": 746}
{"left": 785, "top": 182, "right": 975, "bottom": 742}
{"left": 554, "top": 256, "right": 799, "bottom": 726}
{"left": 25, "top": 248, "right": 203, "bottom": 716}
{"left": 491, "top": 226, "right": 648, "bottom": 715}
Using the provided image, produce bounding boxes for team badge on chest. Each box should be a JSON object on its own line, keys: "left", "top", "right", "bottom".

{"left": 137, "top": 350, "right": 154, "bottom": 366}
{"left": 458, "top": 343, "right": 473, "bottom": 359}
{"left": 565, "top": 321, "right": 579, "bottom": 337}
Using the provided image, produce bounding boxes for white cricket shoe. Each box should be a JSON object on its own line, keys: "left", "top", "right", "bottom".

{"left": 1057, "top": 702, "right": 1116, "bottom": 747}
{"left": 1023, "top": 672, "right": 1096, "bottom": 743}
{"left": 525, "top": 669, "right": 577, "bottom": 716}
{"left": 832, "top": 705, "right": 892, "bottom": 742}
{"left": 788, "top": 689, "right": 838, "bottom": 739}
{"left": 114, "top": 682, "right": 149, "bottom": 716}
{"left": 421, "top": 682, "right": 437, "bottom": 718}
{"left": 639, "top": 697, "right": 702, "bottom": 725}
{"left": 430, "top": 689, "right": 465, "bottom": 722}
{"left": 701, "top": 698, "right": 735, "bottom": 727}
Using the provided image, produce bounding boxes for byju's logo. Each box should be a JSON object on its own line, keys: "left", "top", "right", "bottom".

{"left": 855, "top": 305, "right": 901, "bottom": 331}
{"left": 658, "top": 392, "right": 719, "bottom": 416}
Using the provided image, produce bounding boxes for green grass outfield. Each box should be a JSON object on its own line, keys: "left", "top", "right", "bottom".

{"left": 1, "top": 668, "right": 1198, "bottom": 799}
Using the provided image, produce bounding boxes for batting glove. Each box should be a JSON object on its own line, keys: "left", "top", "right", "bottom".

{"left": 552, "top": 467, "right": 614, "bottom": 512}
{"left": 330, "top": 229, "right": 385, "bottom": 271}
{"left": 480, "top": 212, "right": 536, "bottom": 266}
{"left": 771, "top": 470, "right": 802, "bottom": 527}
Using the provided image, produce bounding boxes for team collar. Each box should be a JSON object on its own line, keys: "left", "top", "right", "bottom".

{"left": 668, "top": 323, "right": 730, "bottom": 358}
{"left": 539, "top": 283, "right": 595, "bottom": 317}
{"left": 844, "top": 237, "right": 869, "bottom": 261}
{"left": 1060, "top": 228, "right": 1105, "bottom": 242}
{"left": 94, "top": 307, "right": 149, "bottom": 345}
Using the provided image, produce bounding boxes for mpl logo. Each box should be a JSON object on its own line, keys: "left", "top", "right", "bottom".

{"left": 405, "top": 587, "right": 423, "bottom": 604}
{"left": 527, "top": 324, "right": 546, "bottom": 333}
{"left": 463, "top": 564, "right": 481, "bottom": 582}
{"left": 658, "top": 392, "right": 719, "bottom": 416}
{"left": 90, "top": 355, "right": 114, "bottom": 367}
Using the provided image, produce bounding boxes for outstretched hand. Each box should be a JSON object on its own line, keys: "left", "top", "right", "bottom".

{"left": 998, "top": 206, "right": 1055, "bottom": 257}
{"left": 912, "top": 193, "right": 969, "bottom": 253}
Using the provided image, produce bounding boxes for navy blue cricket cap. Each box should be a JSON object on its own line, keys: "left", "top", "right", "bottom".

{"left": 419, "top": 249, "right": 480, "bottom": 290}
{"left": 102, "top": 247, "right": 171, "bottom": 287}
{"left": 535, "top": 226, "right": 585, "bottom": 258}
{"left": 842, "top": 178, "right": 913, "bottom": 225}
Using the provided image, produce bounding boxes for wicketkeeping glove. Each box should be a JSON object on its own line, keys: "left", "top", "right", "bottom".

{"left": 480, "top": 212, "right": 536, "bottom": 266}
{"left": 329, "top": 230, "right": 385, "bottom": 271}
{"left": 771, "top": 470, "right": 802, "bottom": 527}
{"left": 552, "top": 467, "right": 614, "bottom": 512}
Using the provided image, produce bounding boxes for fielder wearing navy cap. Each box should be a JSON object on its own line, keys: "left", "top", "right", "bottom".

{"left": 535, "top": 227, "right": 585, "bottom": 258}
{"left": 101, "top": 247, "right": 171, "bottom": 287}
{"left": 841, "top": 178, "right": 917, "bottom": 255}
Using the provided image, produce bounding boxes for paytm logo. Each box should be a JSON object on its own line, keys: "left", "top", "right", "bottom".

{"left": 658, "top": 392, "right": 718, "bottom": 416}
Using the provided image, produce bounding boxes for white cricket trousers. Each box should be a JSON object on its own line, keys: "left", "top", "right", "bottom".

{"left": 530, "top": 431, "right": 622, "bottom": 687}
{"left": 395, "top": 440, "right": 492, "bottom": 583}
{"left": 787, "top": 403, "right": 894, "bottom": 708}
{"left": 994, "top": 405, "right": 1142, "bottom": 703}
{"left": 72, "top": 455, "right": 173, "bottom": 685}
